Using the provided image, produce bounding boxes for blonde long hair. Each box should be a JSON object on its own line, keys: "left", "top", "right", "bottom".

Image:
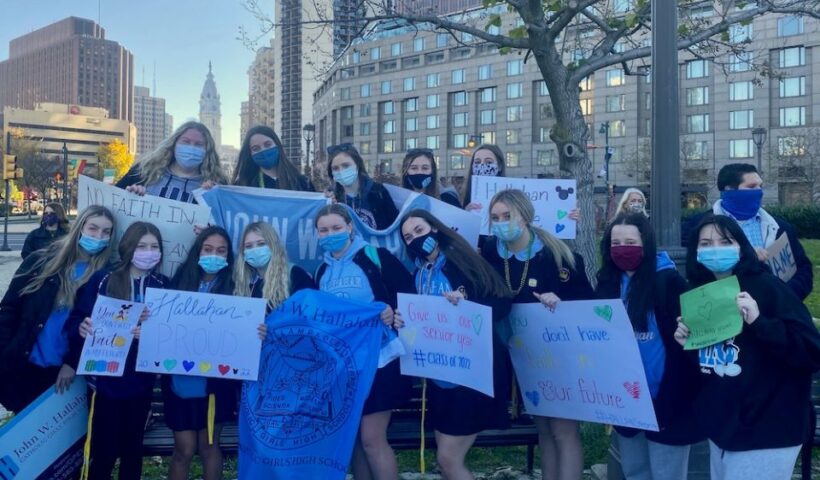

{"left": 233, "top": 222, "right": 291, "bottom": 310}
{"left": 18, "top": 205, "right": 116, "bottom": 308}
{"left": 489, "top": 189, "right": 576, "bottom": 272}
{"left": 134, "top": 121, "right": 228, "bottom": 186}
{"left": 614, "top": 188, "right": 647, "bottom": 218}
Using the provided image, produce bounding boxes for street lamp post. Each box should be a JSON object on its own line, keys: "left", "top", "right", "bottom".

{"left": 599, "top": 122, "right": 611, "bottom": 184}
{"left": 752, "top": 127, "right": 767, "bottom": 172}
{"left": 302, "top": 124, "right": 315, "bottom": 172}
{"left": 467, "top": 134, "right": 482, "bottom": 149}
{"left": 61, "top": 142, "right": 69, "bottom": 212}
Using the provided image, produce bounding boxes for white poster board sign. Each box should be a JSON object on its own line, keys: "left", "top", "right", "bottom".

{"left": 766, "top": 234, "right": 797, "bottom": 283}
{"left": 78, "top": 175, "right": 211, "bottom": 277}
{"left": 508, "top": 300, "right": 658, "bottom": 430}
{"left": 136, "top": 288, "right": 266, "bottom": 381}
{"left": 471, "top": 177, "right": 577, "bottom": 239}
{"left": 397, "top": 293, "right": 494, "bottom": 396}
{"left": 78, "top": 295, "right": 144, "bottom": 377}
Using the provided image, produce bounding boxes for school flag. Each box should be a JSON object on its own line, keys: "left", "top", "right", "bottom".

{"left": 238, "top": 289, "right": 386, "bottom": 480}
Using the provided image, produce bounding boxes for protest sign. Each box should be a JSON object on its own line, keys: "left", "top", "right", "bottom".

{"left": 470, "top": 176, "right": 577, "bottom": 239}
{"left": 239, "top": 289, "right": 384, "bottom": 480}
{"left": 77, "top": 295, "right": 144, "bottom": 377}
{"left": 767, "top": 234, "right": 797, "bottom": 283}
{"left": 680, "top": 275, "right": 743, "bottom": 350}
{"left": 397, "top": 293, "right": 494, "bottom": 396}
{"left": 136, "top": 288, "right": 266, "bottom": 381}
{"left": 507, "top": 300, "right": 658, "bottom": 430}
{"left": 78, "top": 175, "right": 210, "bottom": 277}
{"left": 0, "top": 379, "right": 88, "bottom": 480}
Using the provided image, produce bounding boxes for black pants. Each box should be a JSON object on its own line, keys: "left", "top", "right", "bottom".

{"left": 0, "top": 362, "right": 59, "bottom": 412}
{"left": 86, "top": 389, "right": 152, "bottom": 480}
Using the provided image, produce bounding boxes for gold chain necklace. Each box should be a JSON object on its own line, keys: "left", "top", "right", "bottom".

{"left": 503, "top": 235, "right": 533, "bottom": 295}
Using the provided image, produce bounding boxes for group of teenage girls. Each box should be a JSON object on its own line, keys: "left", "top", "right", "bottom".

{"left": 0, "top": 120, "right": 818, "bottom": 480}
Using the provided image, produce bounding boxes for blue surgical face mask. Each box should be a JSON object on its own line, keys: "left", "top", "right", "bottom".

{"left": 244, "top": 245, "right": 272, "bottom": 269}
{"left": 492, "top": 221, "right": 524, "bottom": 243}
{"left": 333, "top": 166, "right": 359, "bottom": 187}
{"left": 720, "top": 189, "right": 763, "bottom": 221}
{"left": 79, "top": 234, "right": 109, "bottom": 255}
{"left": 252, "top": 147, "right": 280, "bottom": 169}
{"left": 198, "top": 255, "right": 228, "bottom": 274}
{"left": 174, "top": 144, "right": 207, "bottom": 169}
{"left": 319, "top": 231, "right": 350, "bottom": 253}
{"left": 697, "top": 246, "right": 740, "bottom": 273}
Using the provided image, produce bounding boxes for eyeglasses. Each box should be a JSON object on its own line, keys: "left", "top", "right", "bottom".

{"left": 406, "top": 148, "right": 434, "bottom": 158}
{"left": 326, "top": 143, "right": 356, "bottom": 156}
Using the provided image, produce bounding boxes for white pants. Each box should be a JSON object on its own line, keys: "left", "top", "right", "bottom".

{"left": 617, "top": 432, "right": 690, "bottom": 480}
{"left": 709, "top": 440, "right": 801, "bottom": 480}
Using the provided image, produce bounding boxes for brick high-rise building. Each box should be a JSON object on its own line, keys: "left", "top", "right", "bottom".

{"left": 0, "top": 17, "right": 134, "bottom": 125}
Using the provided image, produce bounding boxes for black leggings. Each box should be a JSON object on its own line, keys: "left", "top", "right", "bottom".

{"left": 86, "top": 390, "right": 152, "bottom": 480}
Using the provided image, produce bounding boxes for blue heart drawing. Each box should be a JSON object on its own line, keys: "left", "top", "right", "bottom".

{"left": 525, "top": 390, "right": 540, "bottom": 406}
{"left": 555, "top": 224, "right": 566, "bottom": 234}
{"left": 182, "top": 360, "right": 195, "bottom": 372}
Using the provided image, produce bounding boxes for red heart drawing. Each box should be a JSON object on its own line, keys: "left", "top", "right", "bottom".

{"left": 218, "top": 364, "right": 230, "bottom": 375}
{"left": 623, "top": 381, "right": 641, "bottom": 399}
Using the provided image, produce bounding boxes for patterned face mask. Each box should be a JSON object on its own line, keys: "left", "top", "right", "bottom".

{"left": 472, "top": 162, "right": 499, "bottom": 176}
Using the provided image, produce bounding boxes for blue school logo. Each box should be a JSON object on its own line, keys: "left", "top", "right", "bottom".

{"left": 699, "top": 339, "right": 742, "bottom": 377}
{"left": 0, "top": 454, "right": 20, "bottom": 479}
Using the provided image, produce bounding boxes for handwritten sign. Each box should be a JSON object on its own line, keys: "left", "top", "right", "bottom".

{"left": 78, "top": 175, "right": 211, "bottom": 277}
{"left": 507, "top": 301, "right": 658, "bottom": 430}
{"left": 471, "top": 177, "right": 577, "bottom": 239}
{"left": 397, "top": 293, "right": 494, "bottom": 396}
{"left": 680, "top": 276, "right": 743, "bottom": 350}
{"left": 136, "top": 288, "right": 266, "bottom": 381}
{"left": 77, "top": 295, "right": 144, "bottom": 377}
{"left": 767, "top": 234, "right": 797, "bottom": 283}
{"left": 0, "top": 379, "right": 88, "bottom": 480}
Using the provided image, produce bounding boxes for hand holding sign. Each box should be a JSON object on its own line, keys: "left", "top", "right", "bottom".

{"left": 679, "top": 276, "right": 743, "bottom": 350}
{"left": 78, "top": 295, "right": 145, "bottom": 377}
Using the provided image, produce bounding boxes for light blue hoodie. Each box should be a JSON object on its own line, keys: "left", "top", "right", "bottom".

{"left": 319, "top": 236, "right": 374, "bottom": 303}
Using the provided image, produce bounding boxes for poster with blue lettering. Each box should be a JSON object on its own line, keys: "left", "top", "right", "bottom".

{"left": 136, "top": 288, "right": 267, "bottom": 380}
{"left": 397, "top": 293, "right": 495, "bottom": 396}
{"left": 766, "top": 233, "right": 797, "bottom": 282}
{"left": 78, "top": 295, "right": 145, "bottom": 377}
{"left": 0, "top": 379, "right": 88, "bottom": 480}
{"left": 507, "top": 301, "right": 658, "bottom": 430}
{"left": 471, "top": 176, "right": 577, "bottom": 239}
{"left": 238, "top": 289, "right": 384, "bottom": 480}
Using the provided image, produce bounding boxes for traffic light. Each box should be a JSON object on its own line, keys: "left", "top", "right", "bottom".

{"left": 3, "top": 155, "right": 16, "bottom": 180}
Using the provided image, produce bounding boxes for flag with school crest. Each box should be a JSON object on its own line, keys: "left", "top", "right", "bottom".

{"left": 238, "top": 289, "right": 385, "bottom": 480}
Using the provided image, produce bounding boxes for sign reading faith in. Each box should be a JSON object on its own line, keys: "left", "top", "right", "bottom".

{"left": 397, "top": 293, "right": 494, "bottom": 396}
{"left": 471, "top": 176, "right": 577, "bottom": 239}
{"left": 507, "top": 300, "right": 658, "bottom": 431}
{"left": 77, "top": 295, "right": 144, "bottom": 377}
{"left": 78, "top": 175, "right": 211, "bottom": 277}
{"left": 136, "top": 287, "right": 266, "bottom": 381}
{"left": 680, "top": 275, "right": 743, "bottom": 350}
{"left": 0, "top": 379, "right": 88, "bottom": 480}
{"left": 767, "top": 234, "right": 797, "bottom": 283}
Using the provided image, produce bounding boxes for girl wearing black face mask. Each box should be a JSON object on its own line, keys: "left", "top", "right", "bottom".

{"left": 232, "top": 126, "right": 314, "bottom": 191}
{"left": 401, "top": 149, "right": 461, "bottom": 207}
{"left": 597, "top": 212, "right": 703, "bottom": 480}
{"left": 22, "top": 202, "right": 70, "bottom": 259}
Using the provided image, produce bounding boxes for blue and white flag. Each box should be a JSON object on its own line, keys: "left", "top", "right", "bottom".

{"left": 238, "top": 289, "right": 385, "bottom": 479}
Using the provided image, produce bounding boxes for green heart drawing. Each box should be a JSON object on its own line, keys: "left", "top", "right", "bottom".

{"left": 163, "top": 359, "right": 177, "bottom": 371}
{"left": 593, "top": 305, "right": 613, "bottom": 322}
{"left": 557, "top": 210, "right": 568, "bottom": 219}
{"left": 471, "top": 314, "right": 483, "bottom": 335}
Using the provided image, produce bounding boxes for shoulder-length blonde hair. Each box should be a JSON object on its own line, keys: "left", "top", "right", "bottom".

{"left": 614, "top": 188, "right": 648, "bottom": 219}
{"left": 134, "top": 121, "right": 228, "bottom": 187}
{"left": 18, "top": 205, "right": 116, "bottom": 308}
{"left": 489, "top": 189, "right": 576, "bottom": 272}
{"left": 233, "top": 222, "right": 291, "bottom": 310}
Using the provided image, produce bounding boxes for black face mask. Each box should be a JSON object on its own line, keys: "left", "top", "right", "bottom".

{"left": 404, "top": 174, "right": 433, "bottom": 190}
{"left": 42, "top": 213, "right": 59, "bottom": 227}
{"left": 407, "top": 231, "right": 438, "bottom": 259}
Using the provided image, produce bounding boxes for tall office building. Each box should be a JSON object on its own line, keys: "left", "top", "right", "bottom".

{"left": 164, "top": 113, "right": 174, "bottom": 137}
{"left": 134, "top": 86, "right": 170, "bottom": 156}
{"left": 0, "top": 17, "right": 134, "bottom": 125}
{"left": 199, "top": 62, "right": 222, "bottom": 147}
{"left": 248, "top": 44, "right": 276, "bottom": 129}
{"left": 393, "top": 0, "right": 481, "bottom": 15}
{"left": 240, "top": 101, "right": 251, "bottom": 142}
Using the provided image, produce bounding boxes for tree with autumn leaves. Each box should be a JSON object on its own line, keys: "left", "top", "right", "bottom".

{"left": 97, "top": 139, "right": 134, "bottom": 182}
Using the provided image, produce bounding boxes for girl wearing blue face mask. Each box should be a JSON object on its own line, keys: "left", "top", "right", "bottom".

{"left": 232, "top": 126, "right": 315, "bottom": 191}
{"left": 326, "top": 144, "right": 398, "bottom": 230}
{"left": 118, "top": 122, "right": 228, "bottom": 204}
{"left": 481, "top": 189, "right": 594, "bottom": 480}
{"left": 675, "top": 214, "right": 820, "bottom": 480}
{"left": 0, "top": 205, "right": 116, "bottom": 413}
{"left": 313, "top": 204, "right": 414, "bottom": 480}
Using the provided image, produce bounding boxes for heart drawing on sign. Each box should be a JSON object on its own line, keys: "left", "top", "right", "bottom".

{"left": 593, "top": 305, "right": 613, "bottom": 322}
{"left": 218, "top": 364, "right": 231, "bottom": 376}
{"left": 525, "top": 390, "right": 540, "bottom": 406}
{"left": 182, "top": 360, "right": 195, "bottom": 372}
{"left": 471, "top": 314, "right": 483, "bottom": 335}
{"left": 623, "top": 381, "right": 641, "bottom": 399}
{"left": 555, "top": 224, "right": 566, "bottom": 234}
{"left": 400, "top": 327, "right": 418, "bottom": 347}
{"left": 163, "top": 359, "right": 177, "bottom": 372}
{"left": 697, "top": 302, "right": 713, "bottom": 321}
{"left": 557, "top": 210, "right": 568, "bottom": 220}
{"left": 199, "top": 362, "right": 212, "bottom": 374}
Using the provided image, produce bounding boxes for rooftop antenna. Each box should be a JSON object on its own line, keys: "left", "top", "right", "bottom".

{"left": 142, "top": 65, "right": 145, "bottom": 88}
{"left": 153, "top": 61, "right": 157, "bottom": 95}
{"left": 98, "top": 0, "right": 101, "bottom": 25}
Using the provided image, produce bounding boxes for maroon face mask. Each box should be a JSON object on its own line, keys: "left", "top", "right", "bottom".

{"left": 611, "top": 245, "right": 644, "bottom": 271}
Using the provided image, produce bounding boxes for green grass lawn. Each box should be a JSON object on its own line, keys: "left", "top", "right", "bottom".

{"left": 801, "top": 239, "right": 820, "bottom": 319}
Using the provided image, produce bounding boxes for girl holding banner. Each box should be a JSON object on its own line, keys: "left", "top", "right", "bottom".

{"left": 232, "top": 126, "right": 315, "bottom": 191}
{"left": 399, "top": 209, "right": 512, "bottom": 480}
{"left": 163, "top": 226, "right": 240, "bottom": 480}
{"left": 117, "top": 121, "right": 228, "bottom": 204}
{"left": 675, "top": 215, "right": 820, "bottom": 480}
{"left": 400, "top": 148, "right": 461, "bottom": 207}
{"left": 67, "top": 221, "right": 169, "bottom": 480}
{"left": 0, "top": 205, "right": 116, "bottom": 413}
{"left": 481, "top": 189, "right": 594, "bottom": 480}
{"left": 313, "top": 204, "right": 414, "bottom": 480}
{"left": 597, "top": 213, "right": 702, "bottom": 480}
{"left": 326, "top": 143, "right": 399, "bottom": 230}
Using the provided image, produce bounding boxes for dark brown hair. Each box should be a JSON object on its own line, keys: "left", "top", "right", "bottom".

{"left": 106, "top": 222, "right": 163, "bottom": 300}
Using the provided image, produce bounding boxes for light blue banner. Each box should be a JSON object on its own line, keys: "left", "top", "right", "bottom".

{"left": 238, "top": 289, "right": 385, "bottom": 479}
